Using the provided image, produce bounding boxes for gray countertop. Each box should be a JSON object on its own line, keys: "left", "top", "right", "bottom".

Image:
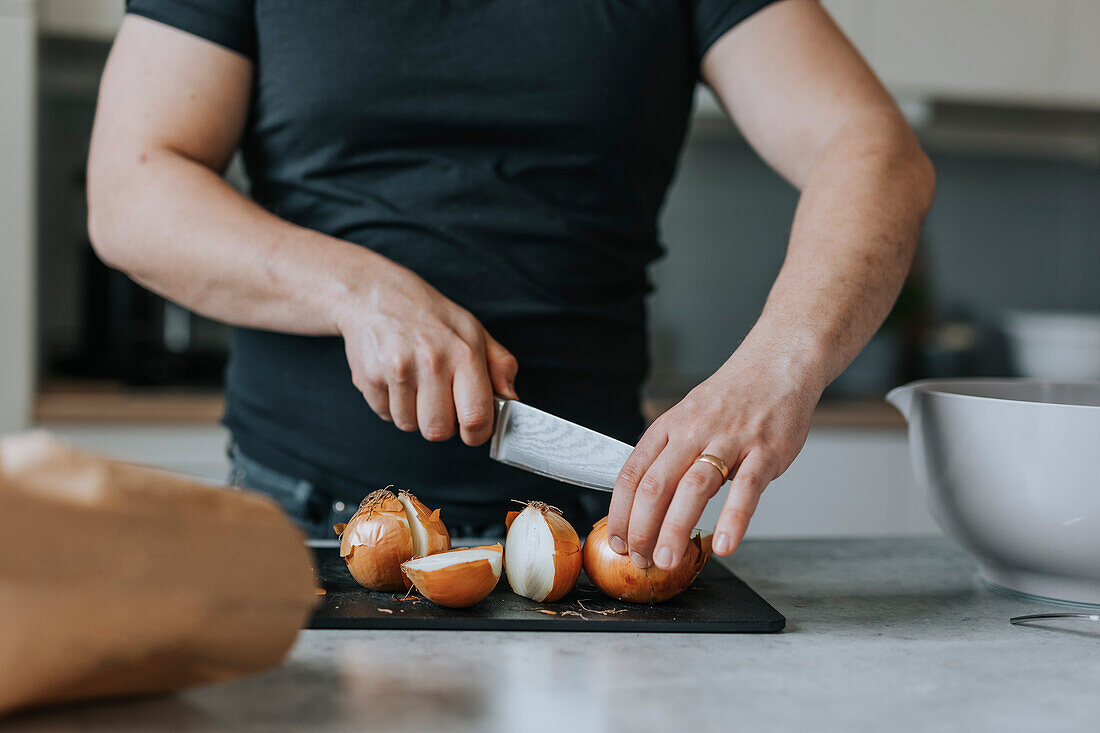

{"left": 8, "top": 537, "right": 1099, "bottom": 732}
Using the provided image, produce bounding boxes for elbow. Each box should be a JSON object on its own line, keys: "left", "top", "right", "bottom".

{"left": 904, "top": 139, "right": 936, "bottom": 218}
{"left": 884, "top": 114, "right": 936, "bottom": 217}
{"left": 86, "top": 170, "right": 131, "bottom": 272}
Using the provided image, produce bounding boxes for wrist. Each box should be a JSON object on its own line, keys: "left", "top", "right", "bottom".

{"left": 323, "top": 243, "right": 399, "bottom": 336}
{"left": 726, "top": 325, "right": 831, "bottom": 398}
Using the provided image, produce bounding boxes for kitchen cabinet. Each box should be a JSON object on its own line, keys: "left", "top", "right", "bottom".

{"left": 40, "top": 420, "right": 934, "bottom": 538}
{"left": 38, "top": 0, "right": 123, "bottom": 39}
{"left": 0, "top": 0, "right": 34, "bottom": 432}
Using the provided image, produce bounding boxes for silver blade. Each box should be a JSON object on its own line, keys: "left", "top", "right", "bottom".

{"left": 489, "top": 398, "right": 633, "bottom": 492}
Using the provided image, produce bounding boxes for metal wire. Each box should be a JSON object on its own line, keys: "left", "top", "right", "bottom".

{"left": 1010, "top": 613, "right": 1100, "bottom": 626}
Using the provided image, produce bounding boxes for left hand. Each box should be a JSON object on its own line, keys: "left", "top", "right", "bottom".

{"left": 607, "top": 344, "right": 822, "bottom": 569}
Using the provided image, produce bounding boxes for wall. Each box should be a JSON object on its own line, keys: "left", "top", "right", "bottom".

{"left": 649, "top": 126, "right": 1100, "bottom": 389}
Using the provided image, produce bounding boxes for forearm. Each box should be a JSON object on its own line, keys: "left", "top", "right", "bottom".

{"left": 734, "top": 117, "right": 935, "bottom": 393}
{"left": 87, "top": 147, "right": 396, "bottom": 336}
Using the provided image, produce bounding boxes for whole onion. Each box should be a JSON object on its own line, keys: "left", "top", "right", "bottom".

{"left": 582, "top": 517, "right": 711, "bottom": 603}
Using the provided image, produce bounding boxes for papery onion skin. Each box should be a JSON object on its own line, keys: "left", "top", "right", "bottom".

{"left": 582, "top": 518, "right": 711, "bottom": 603}
{"left": 402, "top": 544, "right": 503, "bottom": 608}
{"left": 504, "top": 503, "right": 582, "bottom": 603}
{"left": 336, "top": 490, "right": 413, "bottom": 592}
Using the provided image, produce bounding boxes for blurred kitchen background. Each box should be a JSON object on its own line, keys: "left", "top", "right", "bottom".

{"left": 3, "top": 0, "right": 1100, "bottom": 538}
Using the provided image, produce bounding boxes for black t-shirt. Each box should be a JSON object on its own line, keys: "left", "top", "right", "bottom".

{"left": 125, "top": 0, "right": 781, "bottom": 526}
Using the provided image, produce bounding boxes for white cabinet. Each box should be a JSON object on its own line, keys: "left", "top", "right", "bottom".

{"left": 702, "top": 427, "right": 936, "bottom": 539}
{"left": 38, "top": 0, "right": 123, "bottom": 39}
{"left": 0, "top": 0, "right": 34, "bottom": 432}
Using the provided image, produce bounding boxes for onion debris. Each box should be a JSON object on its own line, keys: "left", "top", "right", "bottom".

{"left": 402, "top": 544, "right": 503, "bottom": 608}
{"left": 334, "top": 488, "right": 451, "bottom": 592}
{"left": 582, "top": 517, "right": 711, "bottom": 603}
{"left": 504, "top": 502, "right": 582, "bottom": 602}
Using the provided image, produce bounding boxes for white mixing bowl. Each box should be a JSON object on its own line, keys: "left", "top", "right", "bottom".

{"left": 888, "top": 379, "right": 1100, "bottom": 606}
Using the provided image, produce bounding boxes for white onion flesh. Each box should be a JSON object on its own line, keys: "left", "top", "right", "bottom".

{"left": 505, "top": 506, "right": 556, "bottom": 600}
{"left": 404, "top": 547, "right": 502, "bottom": 575}
{"left": 504, "top": 503, "right": 582, "bottom": 603}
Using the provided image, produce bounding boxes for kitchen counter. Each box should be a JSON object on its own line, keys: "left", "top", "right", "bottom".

{"left": 7, "top": 537, "right": 1098, "bottom": 732}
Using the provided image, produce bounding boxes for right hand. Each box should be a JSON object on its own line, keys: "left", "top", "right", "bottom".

{"left": 336, "top": 264, "right": 519, "bottom": 446}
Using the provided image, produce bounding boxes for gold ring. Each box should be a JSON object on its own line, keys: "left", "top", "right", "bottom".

{"left": 695, "top": 453, "right": 730, "bottom": 481}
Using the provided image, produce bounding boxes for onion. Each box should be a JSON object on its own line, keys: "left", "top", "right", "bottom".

{"left": 334, "top": 488, "right": 450, "bottom": 592}
{"left": 582, "top": 517, "right": 711, "bottom": 603}
{"left": 401, "top": 544, "right": 503, "bottom": 608}
{"left": 504, "top": 502, "right": 582, "bottom": 602}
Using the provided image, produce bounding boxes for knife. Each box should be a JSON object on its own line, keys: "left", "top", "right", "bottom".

{"left": 488, "top": 397, "right": 636, "bottom": 492}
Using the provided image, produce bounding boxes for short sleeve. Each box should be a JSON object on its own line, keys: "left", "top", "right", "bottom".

{"left": 126, "top": 0, "right": 257, "bottom": 59}
{"left": 691, "top": 0, "right": 787, "bottom": 62}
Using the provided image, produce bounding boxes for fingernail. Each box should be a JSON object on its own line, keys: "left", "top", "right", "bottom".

{"left": 609, "top": 535, "right": 627, "bottom": 554}
{"left": 654, "top": 547, "right": 672, "bottom": 568}
{"left": 713, "top": 533, "right": 732, "bottom": 555}
{"left": 630, "top": 552, "right": 651, "bottom": 569}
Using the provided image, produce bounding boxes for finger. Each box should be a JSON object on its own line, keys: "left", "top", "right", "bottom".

{"left": 452, "top": 354, "right": 495, "bottom": 446}
{"left": 485, "top": 334, "right": 519, "bottom": 400}
{"left": 607, "top": 425, "right": 668, "bottom": 555}
{"left": 362, "top": 381, "right": 392, "bottom": 422}
{"left": 625, "top": 443, "right": 697, "bottom": 568}
{"left": 713, "top": 450, "right": 774, "bottom": 556}
{"left": 388, "top": 380, "right": 419, "bottom": 433}
{"left": 415, "top": 364, "right": 457, "bottom": 442}
{"left": 652, "top": 447, "right": 731, "bottom": 570}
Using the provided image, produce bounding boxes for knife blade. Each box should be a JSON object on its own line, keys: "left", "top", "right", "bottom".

{"left": 489, "top": 397, "right": 633, "bottom": 492}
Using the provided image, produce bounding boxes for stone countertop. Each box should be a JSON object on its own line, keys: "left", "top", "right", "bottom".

{"left": 7, "top": 537, "right": 1099, "bottom": 732}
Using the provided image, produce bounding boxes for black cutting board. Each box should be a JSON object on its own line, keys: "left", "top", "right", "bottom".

{"left": 308, "top": 545, "right": 784, "bottom": 633}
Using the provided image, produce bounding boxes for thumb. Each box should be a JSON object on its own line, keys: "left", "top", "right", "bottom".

{"left": 485, "top": 334, "right": 519, "bottom": 400}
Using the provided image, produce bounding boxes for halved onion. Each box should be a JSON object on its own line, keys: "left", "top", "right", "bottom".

{"left": 335, "top": 488, "right": 450, "bottom": 592}
{"left": 582, "top": 517, "right": 711, "bottom": 603}
{"left": 504, "top": 502, "right": 582, "bottom": 602}
{"left": 402, "top": 544, "right": 503, "bottom": 608}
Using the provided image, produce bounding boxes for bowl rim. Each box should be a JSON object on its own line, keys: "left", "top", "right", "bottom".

{"left": 893, "top": 377, "right": 1100, "bottom": 411}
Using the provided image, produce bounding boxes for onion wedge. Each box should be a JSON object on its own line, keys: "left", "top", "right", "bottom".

{"left": 396, "top": 490, "right": 451, "bottom": 557}
{"left": 504, "top": 502, "right": 582, "bottom": 602}
{"left": 402, "top": 544, "right": 503, "bottom": 608}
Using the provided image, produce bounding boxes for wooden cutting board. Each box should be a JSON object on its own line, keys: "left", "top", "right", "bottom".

{"left": 308, "top": 545, "right": 785, "bottom": 633}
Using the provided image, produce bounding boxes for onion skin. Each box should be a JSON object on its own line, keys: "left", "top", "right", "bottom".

{"left": 582, "top": 518, "right": 711, "bottom": 603}
{"left": 402, "top": 544, "right": 503, "bottom": 608}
